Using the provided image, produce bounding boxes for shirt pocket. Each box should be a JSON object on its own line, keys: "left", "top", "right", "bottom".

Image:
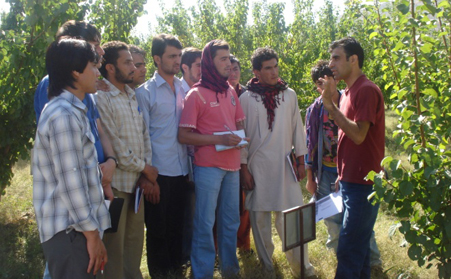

{"left": 86, "top": 130, "right": 96, "bottom": 144}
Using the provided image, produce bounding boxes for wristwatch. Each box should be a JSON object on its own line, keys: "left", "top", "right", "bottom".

{"left": 106, "top": 156, "right": 118, "bottom": 167}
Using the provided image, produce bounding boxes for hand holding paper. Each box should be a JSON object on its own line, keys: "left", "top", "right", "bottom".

{"left": 214, "top": 129, "right": 248, "bottom": 151}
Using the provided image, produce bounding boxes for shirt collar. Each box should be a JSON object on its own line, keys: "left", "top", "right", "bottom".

{"left": 102, "top": 78, "right": 135, "bottom": 97}
{"left": 180, "top": 77, "right": 190, "bottom": 93}
{"left": 60, "top": 90, "right": 87, "bottom": 112}
{"left": 154, "top": 71, "right": 182, "bottom": 89}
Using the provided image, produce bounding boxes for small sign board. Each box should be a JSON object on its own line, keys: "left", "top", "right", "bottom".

{"left": 282, "top": 202, "right": 316, "bottom": 252}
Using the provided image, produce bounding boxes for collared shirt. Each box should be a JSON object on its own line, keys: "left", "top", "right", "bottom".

{"left": 96, "top": 79, "right": 152, "bottom": 193}
{"left": 136, "top": 71, "right": 188, "bottom": 176}
{"left": 180, "top": 77, "right": 191, "bottom": 94}
{"left": 179, "top": 86, "right": 245, "bottom": 171}
{"left": 179, "top": 77, "right": 195, "bottom": 157}
{"left": 33, "top": 91, "right": 111, "bottom": 243}
{"left": 34, "top": 75, "right": 105, "bottom": 163}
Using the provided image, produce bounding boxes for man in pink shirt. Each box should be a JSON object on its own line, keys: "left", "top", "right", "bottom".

{"left": 178, "top": 39, "right": 245, "bottom": 278}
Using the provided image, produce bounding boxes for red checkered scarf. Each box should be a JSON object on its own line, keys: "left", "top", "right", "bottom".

{"left": 246, "top": 77, "right": 288, "bottom": 131}
{"left": 193, "top": 40, "right": 229, "bottom": 102}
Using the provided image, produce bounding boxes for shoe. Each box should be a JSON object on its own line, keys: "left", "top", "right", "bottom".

{"left": 371, "top": 265, "right": 388, "bottom": 279}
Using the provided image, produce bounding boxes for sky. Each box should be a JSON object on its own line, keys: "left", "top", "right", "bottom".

{"left": 130, "top": 0, "right": 346, "bottom": 38}
{"left": 0, "top": 0, "right": 346, "bottom": 38}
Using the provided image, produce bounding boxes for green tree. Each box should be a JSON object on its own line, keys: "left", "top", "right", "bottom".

{"left": 0, "top": 0, "right": 90, "bottom": 196}
{"left": 155, "top": 0, "right": 196, "bottom": 48}
{"left": 89, "top": 0, "right": 146, "bottom": 42}
{"left": 0, "top": 0, "right": 146, "bottom": 196}
{"left": 366, "top": 0, "right": 451, "bottom": 277}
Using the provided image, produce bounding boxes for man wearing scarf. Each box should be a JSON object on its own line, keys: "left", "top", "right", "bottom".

{"left": 239, "top": 47, "right": 317, "bottom": 278}
{"left": 178, "top": 39, "right": 245, "bottom": 278}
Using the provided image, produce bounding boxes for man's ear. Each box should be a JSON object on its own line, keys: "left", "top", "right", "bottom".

{"left": 350, "top": 54, "right": 357, "bottom": 65}
{"left": 106, "top": 63, "right": 115, "bottom": 75}
{"left": 253, "top": 69, "right": 260, "bottom": 79}
{"left": 153, "top": 55, "right": 161, "bottom": 67}
{"left": 72, "top": 70, "right": 80, "bottom": 80}
{"left": 181, "top": 64, "right": 189, "bottom": 74}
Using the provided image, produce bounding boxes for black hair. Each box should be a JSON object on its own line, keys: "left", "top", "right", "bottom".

{"left": 55, "top": 20, "right": 101, "bottom": 43}
{"left": 99, "top": 41, "right": 129, "bottom": 79}
{"left": 210, "top": 39, "right": 229, "bottom": 60}
{"left": 181, "top": 47, "right": 201, "bottom": 74}
{"left": 46, "top": 38, "right": 99, "bottom": 98}
{"left": 251, "top": 47, "right": 278, "bottom": 71}
{"left": 229, "top": 54, "right": 241, "bottom": 69}
{"left": 129, "top": 44, "right": 147, "bottom": 57}
{"left": 329, "top": 37, "right": 364, "bottom": 69}
{"left": 151, "top": 34, "right": 183, "bottom": 67}
{"left": 311, "top": 60, "right": 333, "bottom": 82}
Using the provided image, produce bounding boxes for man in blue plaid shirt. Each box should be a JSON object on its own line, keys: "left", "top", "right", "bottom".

{"left": 33, "top": 38, "right": 111, "bottom": 279}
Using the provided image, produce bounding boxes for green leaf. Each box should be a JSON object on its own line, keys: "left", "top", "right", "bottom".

{"left": 399, "top": 180, "right": 414, "bottom": 196}
{"left": 423, "top": 88, "right": 438, "bottom": 98}
{"left": 404, "top": 139, "right": 415, "bottom": 149}
{"left": 424, "top": 166, "right": 436, "bottom": 178}
{"left": 438, "top": 1, "right": 450, "bottom": 8}
{"left": 396, "top": 3, "right": 410, "bottom": 14}
{"left": 408, "top": 244, "right": 422, "bottom": 261}
{"left": 381, "top": 156, "right": 393, "bottom": 167}
{"left": 369, "top": 31, "right": 378, "bottom": 39}
{"left": 420, "top": 43, "right": 433, "bottom": 54}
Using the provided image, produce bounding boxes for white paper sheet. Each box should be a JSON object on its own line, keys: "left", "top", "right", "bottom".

{"left": 213, "top": 129, "right": 248, "bottom": 151}
{"left": 315, "top": 191, "right": 343, "bottom": 223}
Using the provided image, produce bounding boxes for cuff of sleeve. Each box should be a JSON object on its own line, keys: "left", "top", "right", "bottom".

{"left": 295, "top": 147, "right": 308, "bottom": 157}
{"left": 139, "top": 160, "right": 146, "bottom": 172}
{"left": 72, "top": 215, "right": 100, "bottom": 233}
{"left": 240, "top": 149, "right": 248, "bottom": 164}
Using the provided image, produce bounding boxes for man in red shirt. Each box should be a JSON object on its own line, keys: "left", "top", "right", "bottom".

{"left": 178, "top": 39, "right": 246, "bottom": 278}
{"left": 320, "top": 37, "right": 385, "bottom": 279}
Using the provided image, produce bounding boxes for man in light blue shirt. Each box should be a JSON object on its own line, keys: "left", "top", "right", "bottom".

{"left": 135, "top": 34, "right": 189, "bottom": 277}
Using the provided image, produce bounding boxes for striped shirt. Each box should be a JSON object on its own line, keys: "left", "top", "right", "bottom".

{"left": 33, "top": 91, "right": 111, "bottom": 243}
{"left": 95, "top": 79, "right": 152, "bottom": 193}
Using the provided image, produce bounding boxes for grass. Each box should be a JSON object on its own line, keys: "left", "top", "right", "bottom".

{"left": 0, "top": 111, "right": 439, "bottom": 278}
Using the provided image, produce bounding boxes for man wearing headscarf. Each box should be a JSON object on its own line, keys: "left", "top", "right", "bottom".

{"left": 239, "top": 47, "right": 317, "bottom": 278}
{"left": 178, "top": 39, "right": 245, "bottom": 278}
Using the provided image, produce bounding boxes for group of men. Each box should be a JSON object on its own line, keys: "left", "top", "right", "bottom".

{"left": 32, "top": 19, "right": 384, "bottom": 279}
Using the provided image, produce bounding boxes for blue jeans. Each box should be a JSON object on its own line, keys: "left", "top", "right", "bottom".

{"left": 335, "top": 181, "right": 379, "bottom": 279}
{"left": 191, "top": 167, "right": 240, "bottom": 278}
{"left": 43, "top": 262, "right": 51, "bottom": 279}
{"left": 318, "top": 171, "right": 382, "bottom": 267}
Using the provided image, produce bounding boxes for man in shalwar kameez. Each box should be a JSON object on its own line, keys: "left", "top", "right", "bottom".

{"left": 239, "top": 47, "right": 317, "bottom": 278}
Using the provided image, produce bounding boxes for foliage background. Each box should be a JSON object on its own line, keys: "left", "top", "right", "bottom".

{"left": 0, "top": 0, "right": 450, "bottom": 277}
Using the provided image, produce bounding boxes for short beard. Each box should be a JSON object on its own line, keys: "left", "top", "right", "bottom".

{"left": 188, "top": 73, "right": 200, "bottom": 84}
{"left": 114, "top": 65, "right": 133, "bottom": 84}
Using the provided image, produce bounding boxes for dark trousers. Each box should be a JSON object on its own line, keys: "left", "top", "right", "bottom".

{"left": 42, "top": 230, "right": 94, "bottom": 279}
{"left": 145, "top": 175, "right": 188, "bottom": 277}
{"left": 182, "top": 181, "right": 196, "bottom": 263}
